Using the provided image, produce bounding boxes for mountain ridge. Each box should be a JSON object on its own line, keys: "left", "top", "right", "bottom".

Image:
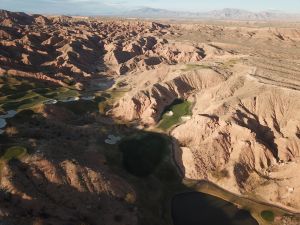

{"left": 120, "top": 7, "right": 300, "bottom": 20}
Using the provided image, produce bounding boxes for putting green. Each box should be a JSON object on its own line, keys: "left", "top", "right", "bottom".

{"left": 158, "top": 99, "right": 192, "bottom": 130}
{"left": 1, "top": 146, "right": 27, "bottom": 161}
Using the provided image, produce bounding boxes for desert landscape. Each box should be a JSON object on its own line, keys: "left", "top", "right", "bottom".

{"left": 1, "top": 7, "right": 300, "bottom": 225}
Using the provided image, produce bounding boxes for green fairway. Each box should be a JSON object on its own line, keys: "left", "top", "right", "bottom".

{"left": 1, "top": 146, "right": 27, "bottom": 161}
{"left": 0, "top": 77, "right": 79, "bottom": 111}
{"left": 158, "top": 99, "right": 192, "bottom": 130}
{"left": 56, "top": 96, "right": 105, "bottom": 115}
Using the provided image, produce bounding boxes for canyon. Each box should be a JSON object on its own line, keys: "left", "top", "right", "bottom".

{"left": 1, "top": 9, "right": 300, "bottom": 225}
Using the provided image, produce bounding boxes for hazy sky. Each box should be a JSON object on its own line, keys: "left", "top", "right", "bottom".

{"left": 2, "top": 0, "right": 300, "bottom": 15}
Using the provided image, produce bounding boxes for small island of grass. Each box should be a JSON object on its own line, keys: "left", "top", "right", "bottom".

{"left": 1, "top": 146, "right": 27, "bottom": 161}
{"left": 261, "top": 210, "right": 275, "bottom": 222}
{"left": 158, "top": 99, "right": 192, "bottom": 130}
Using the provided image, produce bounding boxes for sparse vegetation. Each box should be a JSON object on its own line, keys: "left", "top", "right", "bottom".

{"left": 221, "top": 59, "right": 239, "bottom": 69}
{"left": 212, "top": 168, "right": 230, "bottom": 180}
{"left": 181, "top": 64, "right": 211, "bottom": 71}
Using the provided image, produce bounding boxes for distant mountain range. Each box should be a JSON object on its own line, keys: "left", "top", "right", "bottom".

{"left": 119, "top": 7, "right": 300, "bottom": 21}
{"left": 1, "top": 7, "right": 300, "bottom": 20}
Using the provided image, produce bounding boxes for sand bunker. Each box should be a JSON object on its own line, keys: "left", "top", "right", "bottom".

{"left": 0, "top": 118, "right": 7, "bottom": 129}
{"left": 0, "top": 110, "right": 17, "bottom": 119}
{"left": 105, "top": 134, "right": 122, "bottom": 145}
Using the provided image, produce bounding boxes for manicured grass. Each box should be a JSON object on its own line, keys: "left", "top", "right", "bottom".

{"left": 2, "top": 94, "right": 48, "bottom": 111}
{"left": 1, "top": 146, "right": 27, "bottom": 161}
{"left": 43, "top": 87, "right": 78, "bottom": 100}
{"left": 0, "top": 146, "right": 27, "bottom": 181}
{"left": 57, "top": 96, "right": 105, "bottom": 115}
{"left": 261, "top": 210, "right": 275, "bottom": 222}
{"left": 158, "top": 99, "right": 192, "bottom": 130}
{"left": 0, "top": 77, "right": 79, "bottom": 111}
{"left": 0, "top": 77, "right": 36, "bottom": 96}
{"left": 119, "top": 133, "right": 168, "bottom": 177}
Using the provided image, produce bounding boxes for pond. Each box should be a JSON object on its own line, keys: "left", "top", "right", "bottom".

{"left": 172, "top": 192, "right": 259, "bottom": 225}
{"left": 118, "top": 132, "right": 168, "bottom": 177}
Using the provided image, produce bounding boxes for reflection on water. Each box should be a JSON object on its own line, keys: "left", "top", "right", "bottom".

{"left": 172, "top": 192, "right": 258, "bottom": 225}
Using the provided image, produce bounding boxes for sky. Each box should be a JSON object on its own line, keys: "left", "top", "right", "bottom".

{"left": 1, "top": 0, "right": 300, "bottom": 15}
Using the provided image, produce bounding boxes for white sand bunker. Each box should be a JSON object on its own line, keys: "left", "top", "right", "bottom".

{"left": 165, "top": 111, "right": 174, "bottom": 116}
{"left": 60, "top": 97, "right": 80, "bottom": 103}
{"left": 0, "top": 110, "right": 17, "bottom": 119}
{"left": 181, "top": 115, "right": 192, "bottom": 121}
{"left": 105, "top": 135, "right": 122, "bottom": 145}
{"left": 0, "top": 118, "right": 7, "bottom": 129}
{"left": 44, "top": 99, "right": 58, "bottom": 105}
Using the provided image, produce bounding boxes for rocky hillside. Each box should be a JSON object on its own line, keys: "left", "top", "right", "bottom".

{"left": 0, "top": 10, "right": 208, "bottom": 89}
{"left": 110, "top": 21, "right": 300, "bottom": 212}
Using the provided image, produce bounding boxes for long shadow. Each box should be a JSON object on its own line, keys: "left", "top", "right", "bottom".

{"left": 0, "top": 104, "right": 140, "bottom": 225}
{"left": 234, "top": 108, "right": 279, "bottom": 161}
{"left": 0, "top": 159, "right": 135, "bottom": 225}
{"left": 172, "top": 192, "right": 258, "bottom": 225}
{"left": 0, "top": 102, "right": 260, "bottom": 225}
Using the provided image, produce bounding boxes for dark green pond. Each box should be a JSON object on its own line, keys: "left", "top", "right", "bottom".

{"left": 119, "top": 133, "right": 168, "bottom": 177}
{"left": 172, "top": 192, "right": 259, "bottom": 225}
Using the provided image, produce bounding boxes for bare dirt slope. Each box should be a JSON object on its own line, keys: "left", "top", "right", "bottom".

{"left": 110, "top": 21, "right": 300, "bottom": 211}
